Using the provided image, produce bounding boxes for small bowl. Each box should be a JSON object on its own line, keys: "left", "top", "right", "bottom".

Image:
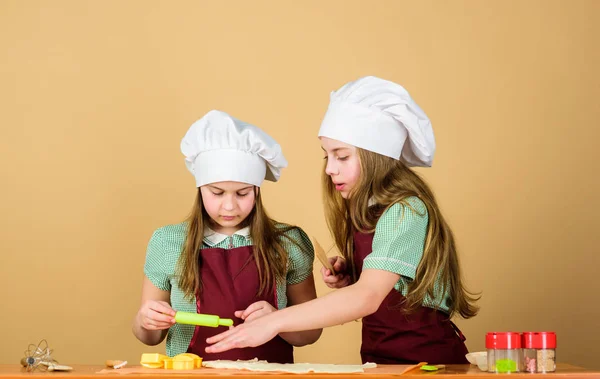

{"left": 466, "top": 351, "right": 488, "bottom": 371}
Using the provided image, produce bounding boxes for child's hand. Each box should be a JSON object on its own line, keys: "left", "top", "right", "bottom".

{"left": 137, "top": 300, "right": 176, "bottom": 331}
{"left": 321, "top": 256, "right": 351, "bottom": 289}
{"left": 206, "top": 315, "right": 279, "bottom": 354}
{"left": 234, "top": 301, "right": 277, "bottom": 323}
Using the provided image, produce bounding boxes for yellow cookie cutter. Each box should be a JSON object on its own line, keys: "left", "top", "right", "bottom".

{"left": 141, "top": 353, "right": 202, "bottom": 370}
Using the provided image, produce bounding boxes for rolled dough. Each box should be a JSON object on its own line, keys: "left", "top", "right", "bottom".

{"left": 202, "top": 359, "right": 377, "bottom": 374}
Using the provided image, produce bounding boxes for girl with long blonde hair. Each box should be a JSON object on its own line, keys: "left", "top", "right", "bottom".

{"left": 132, "top": 110, "right": 321, "bottom": 363}
{"left": 206, "top": 77, "right": 479, "bottom": 364}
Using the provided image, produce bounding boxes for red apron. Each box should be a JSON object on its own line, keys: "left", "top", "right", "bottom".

{"left": 354, "top": 231, "right": 469, "bottom": 364}
{"left": 186, "top": 245, "right": 293, "bottom": 363}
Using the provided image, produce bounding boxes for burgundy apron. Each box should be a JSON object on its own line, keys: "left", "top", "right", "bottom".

{"left": 354, "top": 231, "right": 469, "bottom": 364}
{"left": 186, "top": 245, "right": 293, "bottom": 363}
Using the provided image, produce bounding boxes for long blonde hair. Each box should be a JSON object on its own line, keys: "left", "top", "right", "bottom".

{"left": 322, "top": 148, "right": 480, "bottom": 318}
{"left": 177, "top": 187, "right": 303, "bottom": 300}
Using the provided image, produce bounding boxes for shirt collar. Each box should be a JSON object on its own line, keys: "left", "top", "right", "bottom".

{"left": 203, "top": 225, "right": 251, "bottom": 247}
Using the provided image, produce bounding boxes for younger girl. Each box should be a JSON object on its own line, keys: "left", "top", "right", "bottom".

{"left": 133, "top": 110, "right": 321, "bottom": 363}
{"left": 205, "top": 77, "right": 479, "bottom": 364}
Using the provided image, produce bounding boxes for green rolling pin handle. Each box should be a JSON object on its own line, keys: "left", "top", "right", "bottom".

{"left": 174, "top": 311, "right": 234, "bottom": 327}
{"left": 218, "top": 317, "right": 234, "bottom": 327}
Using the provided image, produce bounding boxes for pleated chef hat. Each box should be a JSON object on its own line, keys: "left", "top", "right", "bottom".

{"left": 181, "top": 110, "right": 287, "bottom": 187}
{"left": 318, "top": 76, "right": 436, "bottom": 167}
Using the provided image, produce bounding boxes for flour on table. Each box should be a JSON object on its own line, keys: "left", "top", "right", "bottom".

{"left": 202, "top": 358, "right": 377, "bottom": 374}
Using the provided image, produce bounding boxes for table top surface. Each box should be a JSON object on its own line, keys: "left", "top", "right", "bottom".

{"left": 0, "top": 363, "right": 598, "bottom": 379}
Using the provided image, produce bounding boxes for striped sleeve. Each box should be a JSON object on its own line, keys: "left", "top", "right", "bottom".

{"left": 143, "top": 228, "right": 172, "bottom": 291}
{"left": 363, "top": 197, "right": 429, "bottom": 280}
{"left": 280, "top": 226, "right": 315, "bottom": 285}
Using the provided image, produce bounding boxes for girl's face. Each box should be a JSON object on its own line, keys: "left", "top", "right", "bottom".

{"left": 200, "top": 181, "right": 256, "bottom": 235}
{"left": 320, "top": 137, "right": 361, "bottom": 199}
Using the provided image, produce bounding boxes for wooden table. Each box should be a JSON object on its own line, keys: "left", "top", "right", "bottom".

{"left": 0, "top": 364, "right": 598, "bottom": 378}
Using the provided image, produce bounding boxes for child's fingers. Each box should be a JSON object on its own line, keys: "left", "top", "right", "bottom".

{"left": 323, "top": 272, "right": 346, "bottom": 284}
{"left": 320, "top": 266, "right": 332, "bottom": 279}
{"left": 243, "top": 312, "right": 262, "bottom": 323}
{"left": 242, "top": 302, "right": 275, "bottom": 322}
{"left": 153, "top": 322, "right": 173, "bottom": 330}
{"left": 332, "top": 257, "right": 346, "bottom": 272}
{"left": 325, "top": 275, "right": 350, "bottom": 289}
{"left": 239, "top": 301, "right": 266, "bottom": 320}
{"left": 323, "top": 276, "right": 339, "bottom": 284}
{"left": 150, "top": 301, "right": 176, "bottom": 316}
{"left": 234, "top": 310, "right": 244, "bottom": 318}
{"left": 206, "top": 326, "right": 236, "bottom": 344}
{"left": 148, "top": 310, "right": 176, "bottom": 324}
{"left": 143, "top": 319, "right": 173, "bottom": 330}
{"left": 334, "top": 276, "right": 351, "bottom": 288}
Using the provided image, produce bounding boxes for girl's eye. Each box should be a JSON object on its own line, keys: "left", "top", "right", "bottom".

{"left": 237, "top": 192, "right": 250, "bottom": 197}
{"left": 212, "top": 192, "right": 224, "bottom": 196}
{"left": 337, "top": 156, "right": 349, "bottom": 161}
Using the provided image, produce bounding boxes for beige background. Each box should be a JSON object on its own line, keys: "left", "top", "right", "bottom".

{"left": 1, "top": 0, "right": 599, "bottom": 370}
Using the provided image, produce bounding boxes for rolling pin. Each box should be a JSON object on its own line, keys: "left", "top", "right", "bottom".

{"left": 174, "top": 312, "right": 233, "bottom": 327}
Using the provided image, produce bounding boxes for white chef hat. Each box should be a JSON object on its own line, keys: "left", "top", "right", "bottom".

{"left": 181, "top": 110, "right": 287, "bottom": 187}
{"left": 318, "top": 76, "right": 436, "bottom": 167}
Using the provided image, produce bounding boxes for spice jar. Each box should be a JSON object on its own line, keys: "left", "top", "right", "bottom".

{"left": 522, "top": 332, "right": 556, "bottom": 373}
{"left": 486, "top": 332, "right": 522, "bottom": 373}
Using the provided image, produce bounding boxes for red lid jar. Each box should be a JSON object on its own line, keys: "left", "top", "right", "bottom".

{"left": 521, "top": 332, "right": 557, "bottom": 349}
{"left": 486, "top": 332, "right": 521, "bottom": 349}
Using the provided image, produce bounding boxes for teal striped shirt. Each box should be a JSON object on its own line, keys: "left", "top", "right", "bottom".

{"left": 364, "top": 196, "right": 452, "bottom": 313}
{"left": 143, "top": 222, "right": 314, "bottom": 356}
